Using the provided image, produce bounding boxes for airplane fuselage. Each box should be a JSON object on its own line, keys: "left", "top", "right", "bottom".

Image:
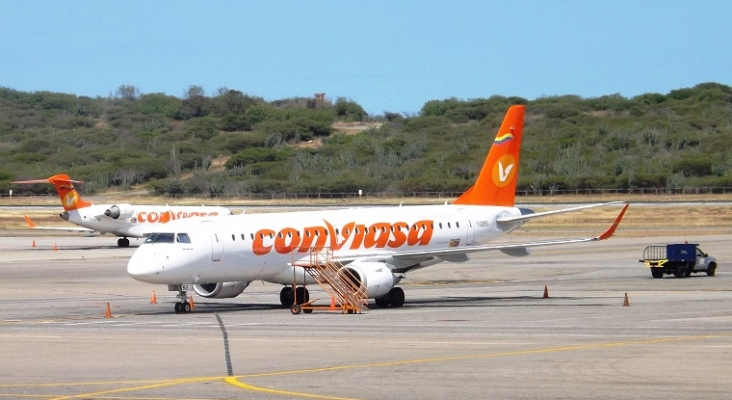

{"left": 65, "top": 204, "right": 230, "bottom": 238}
{"left": 127, "top": 204, "right": 524, "bottom": 285}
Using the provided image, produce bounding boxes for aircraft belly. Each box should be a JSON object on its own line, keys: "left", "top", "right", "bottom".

{"left": 187, "top": 253, "right": 270, "bottom": 283}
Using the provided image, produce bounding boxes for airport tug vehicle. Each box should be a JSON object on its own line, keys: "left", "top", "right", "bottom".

{"left": 640, "top": 243, "right": 717, "bottom": 278}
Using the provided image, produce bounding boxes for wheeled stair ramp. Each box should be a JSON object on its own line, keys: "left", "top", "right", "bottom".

{"left": 290, "top": 248, "right": 368, "bottom": 314}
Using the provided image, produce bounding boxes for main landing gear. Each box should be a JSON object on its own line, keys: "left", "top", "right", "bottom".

{"left": 279, "top": 286, "right": 310, "bottom": 307}
{"left": 117, "top": 237, "right": 130, "bottom": 248}
{"left": 174, "top": 286, "right": 192, "bottom": 314}
{"left": 374, "top": 287, "right": 405, "bottom": 308}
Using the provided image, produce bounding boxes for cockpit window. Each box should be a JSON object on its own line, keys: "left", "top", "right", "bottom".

{"left": 144, "top": 232, "right": 175, "bottom": 244}
{"left": 177, "top": 233, "right": 191, "bottom": 243}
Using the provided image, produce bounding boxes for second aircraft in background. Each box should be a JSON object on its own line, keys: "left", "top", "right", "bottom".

{"left": 13, "top": 174, "right": 232, "bottom": 247}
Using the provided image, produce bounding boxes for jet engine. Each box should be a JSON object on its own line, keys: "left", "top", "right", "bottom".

{"left": 104, "top": 204, "right": 135, "bottom": 220}
{"left": 339, "top": 262, "right": 397, "bottom": 299}
{"left": 194, "top": 281, "right": 250, "bottom": 299}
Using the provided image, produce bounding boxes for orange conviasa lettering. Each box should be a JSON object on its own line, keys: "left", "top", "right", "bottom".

{"left": 275, "top": 227, "right": 300, "bottom": 254}
{"left": 324, "top": 221, "right": 354, "bottom": 251}
{"left": 349, "top": 224, "right": 367, "bottom": 250}
{"left": 364, "top": 222, "right": 391, "bottom": 248}
{"left": 251, "top": 219, "right": 434, "bottom": 256}
{"left": 252, "top": 228, "right": 276, "bottom": 256}
{"left": 387, "top": 222, "right": 408, "bottom": 248}
{"left": 298, "top": 226, "right": 329, "bottom": 252}
{"left": 407, "top": 220, "right": 433, "bottom": 246}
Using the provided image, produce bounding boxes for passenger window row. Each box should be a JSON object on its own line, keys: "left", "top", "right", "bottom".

{"left": 225, "top": 221, "right": 464, "bottom": 242}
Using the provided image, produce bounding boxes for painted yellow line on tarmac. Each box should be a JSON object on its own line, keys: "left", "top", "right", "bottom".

{"left": 47, "top": 377, "right": 221, "bottom": 400}
{"left": 225, "top": 334, "right": 728, "bottom": 398}
{"left": 2, "top": 334, "right": 728, "bottom": 399}
{"left": 0, "top": 378, "right": 179, "bottom": 388}
{"left": 3, "top": 395, "right": 219, "bottom": 400}
{"left": 225, "top": 378, "right": 359, "bottom": 400}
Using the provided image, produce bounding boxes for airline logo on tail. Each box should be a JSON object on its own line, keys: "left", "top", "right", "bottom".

{"left": 494, "top": 156, "right": 516, "bottom": 186}
{"left": 63, "top": 190, "right": 79, "bottom": 209}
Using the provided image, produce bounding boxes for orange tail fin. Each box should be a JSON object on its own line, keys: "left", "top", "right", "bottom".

{"left": 453, "top": 105, "right": 525, "bottom": 207}
{"left": 47, "top": 174, "right": 92, "bottom": 211}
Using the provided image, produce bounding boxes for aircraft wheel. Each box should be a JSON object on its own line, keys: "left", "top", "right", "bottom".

{"left": 174, "top": 303, "right": 182, "bottom": 314}
{"left": 295, "top": 286, "right": 309, "bottom": 304}
{"left": 183, "top": 302, "right": 191, "bottom": 313}
{"left": 117, "top": 238, "right": 130, "bottom": 248}
{"left": 291, "top": 304, "right": 302, "bottom": 314}
{"left": 388, "top": 287, "right": 405, "bottom": 308}
{"left": 280, "top": 287, "right": 294, "bottom": 307}
{"left": 375, "top": 296, "right": 390, "bottom": 308}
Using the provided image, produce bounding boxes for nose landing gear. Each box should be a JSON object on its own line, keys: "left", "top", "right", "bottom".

{"left": 173, "top": 286, "right": 193, "bottom": 314}
{"left": 174, "top": 301, "right": 192, "bottom": 314}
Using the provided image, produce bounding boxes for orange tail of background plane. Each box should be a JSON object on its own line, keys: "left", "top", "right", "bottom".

{"left": 13, "top": 174, "right": 93, "bottom": 211}
{"left": 453, "top": 104, "right": 525, "bottom": 207}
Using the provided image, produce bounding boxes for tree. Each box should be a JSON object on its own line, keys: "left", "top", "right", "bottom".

{"left": 116, "top": 85, "right": 140, "bottom": 101}
{"left": 333, "top": 97, "right": 367, "bottom": 121}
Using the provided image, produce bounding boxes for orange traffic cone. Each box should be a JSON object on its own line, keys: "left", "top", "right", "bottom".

{"left": 543, "top": 285, "right": 549, "bottom": 299}
{"left": 150, "top": 290, "right": 158, "bottom": 304}
{"left": 104, "top": 302, "right": 112, "bottom": 318}
{"left": 329, "top": 297, "right": 337, "bottom": 311}
{"left": 32, "top": 240, "right": 36, "bottom": 248}
{"left": 188, "top": 296, "right": 195, "bottom": 311}
{"left": 623, "top": 292, "right": 630, "bottom": 307}
{"left": 53, "top": 243, "right": 58, "bottom": 251}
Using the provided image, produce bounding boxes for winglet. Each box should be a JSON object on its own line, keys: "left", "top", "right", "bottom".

{"left": 24, "top": 215, "right": 37, "bottom": 228}
{"left": 597, "top": 204, "right": 629, "bottom": 240}
{"left": 453, "top": 105, "right": 525, "bottom": 206}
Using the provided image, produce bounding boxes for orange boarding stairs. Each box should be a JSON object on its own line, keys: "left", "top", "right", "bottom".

{"left": 291, "top": 248, "right": 368, "bottom": 314}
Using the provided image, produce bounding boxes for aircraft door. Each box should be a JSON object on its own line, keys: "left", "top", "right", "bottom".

{"left": 201, "top": 221, "right": 224, "bottom": 261}
{"left": 458, "top": 208, "right": 475, "bottom": 245}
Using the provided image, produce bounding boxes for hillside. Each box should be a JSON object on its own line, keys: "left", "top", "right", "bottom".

{"left": 1, "top": 83, "right": 731, "bottom": 198}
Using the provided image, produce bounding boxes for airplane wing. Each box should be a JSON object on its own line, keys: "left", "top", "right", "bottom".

{"left": 496, "top": 201, "right": 624, "bottom": 225}
{"left": 23, "top": 215, "right": 95, "bottom": 233}
{"left": 396, "top": 203, "right": 628, "bottom": 260}
{"left": 317, "top": 204, "right": 629, "bottom": 266}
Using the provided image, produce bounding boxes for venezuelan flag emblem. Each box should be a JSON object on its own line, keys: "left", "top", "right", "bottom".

{"left": 493, "top": 133, "right": 514, "bottom": 145}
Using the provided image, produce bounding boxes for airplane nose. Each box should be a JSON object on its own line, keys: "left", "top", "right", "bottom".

{"left": 127, "top": 249, "right": 165, "bottom": 282}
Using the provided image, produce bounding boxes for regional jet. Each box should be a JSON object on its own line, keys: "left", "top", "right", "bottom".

{"left": 127, "top": 105, "right": 629, "bottom": 312}
{"left": 13, "top": 174, "right": 232, "bottom": 247}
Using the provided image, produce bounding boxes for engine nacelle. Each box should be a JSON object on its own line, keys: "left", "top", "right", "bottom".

{"left": 105, "top": 204, "right": 135, "bottom": 220}
{"left": 194, "top": 281, "right": 250, "bottom": 299}
{"left": 339, "top": 262, "right": 397, "bottom": 299}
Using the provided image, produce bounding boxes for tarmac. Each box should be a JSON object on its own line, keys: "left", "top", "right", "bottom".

{"left": 1, "top": 233, "right": 731, "bottom": 399}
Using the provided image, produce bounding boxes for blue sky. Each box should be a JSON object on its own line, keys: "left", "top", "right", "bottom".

{"left": 1, "top": 0, "right": 730, "bottom": 115}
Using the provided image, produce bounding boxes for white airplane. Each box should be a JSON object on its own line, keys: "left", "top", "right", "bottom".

{"left": 13, "top": 174, "right": 232, "bottom": 247}
{"left": 127, "top": 105, "right": 629, "bottom": 313}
